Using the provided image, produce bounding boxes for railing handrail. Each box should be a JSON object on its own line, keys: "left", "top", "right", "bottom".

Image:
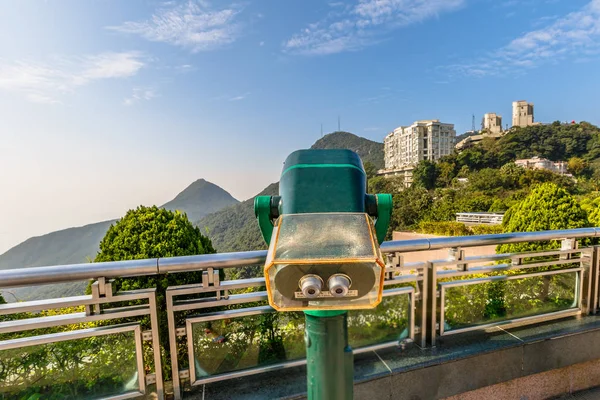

{"left": 456, "top": 212, "right": 505, "bottom": 216}
{"left": 1, "top": 227, "right": 598, "bottom": 289}
{"left": 380, "top": 227, "right": 599, "bottom": 253}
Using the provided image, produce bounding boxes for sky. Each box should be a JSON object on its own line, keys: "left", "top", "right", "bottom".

{"left": 1, "top": 0, "right": 600, "bottom": 254}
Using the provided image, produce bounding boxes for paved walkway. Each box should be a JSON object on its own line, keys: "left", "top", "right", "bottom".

{"left": 556, "top": 387, "right": 600, "bottom": 399}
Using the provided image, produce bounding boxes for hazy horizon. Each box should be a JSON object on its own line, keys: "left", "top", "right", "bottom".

{"left": 2, "top": 0, "right": 600, "bottom": 254}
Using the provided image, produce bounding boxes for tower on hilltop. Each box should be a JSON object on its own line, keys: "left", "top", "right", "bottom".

{"left": 512, "top": 100, "right": 534, "bottom": 127}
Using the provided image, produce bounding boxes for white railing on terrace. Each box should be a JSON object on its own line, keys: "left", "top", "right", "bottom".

{"left": 456, "top": 212, "right": 505, "bottom": 225}
{"left": 1, "top": 227, "right": 600, "bottom": 400}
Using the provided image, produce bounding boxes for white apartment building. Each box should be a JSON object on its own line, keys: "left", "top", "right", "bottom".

{"left": 512, "top": 100, "right": 534, "bottom": 127}
{"left": 383, "top": 120, "right": 456, "bottom": 170}
{"left": 482, "top": 113, "right": 503, "bottom": 134}
{"left": 514, "top": 156, "right": 568, "bottom": 175}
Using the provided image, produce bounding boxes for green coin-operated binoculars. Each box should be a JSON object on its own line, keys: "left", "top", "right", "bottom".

{"left": 254, "top": 149, "right": 392, "bottom": 400}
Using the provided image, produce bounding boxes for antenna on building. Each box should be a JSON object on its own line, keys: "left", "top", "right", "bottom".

{"left": 472, "top": 114, "right": 476, "bottom": 132}
{"left": 338, "top": 116, "right": 341, "bottom": 132}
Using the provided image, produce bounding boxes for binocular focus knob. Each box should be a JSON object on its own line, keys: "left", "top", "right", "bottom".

{"left": 299, "top": 275, "right": 323, "bottom": 299}
{"left": 328, "top": 274, "right": 351, "bottom": 297}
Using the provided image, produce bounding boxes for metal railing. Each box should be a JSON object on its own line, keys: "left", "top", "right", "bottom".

{"left": 1, "top": 227, "right": 600, "bottom": 400}
{"left": 456, "top": 212, "right": 505, "bottom": 225}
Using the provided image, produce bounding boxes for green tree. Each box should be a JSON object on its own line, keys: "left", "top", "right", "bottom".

{"left": 589, "top": 208, "right": 600, "bottom": 227}
{"left": 368, "top": 175, "right": 402, "bottom": 194}
{"left": 488, "top": 198, "right": 509, "bottom": 213}
{"left": 412, "top": 160, "right": 438, "bottom": 190}
{"left": 363, "top": 161, "right": 377, "bottom": 180}
{"left": 92, "top": 205, "right": 216, "bottom": 377}
{"left": 389, "top": 187, "right": 433, "bottom": 233}
{"left": 519, "top": 168, "right": 575, "bottom": 192}
{"left": 436, "top": 161, "right": 456, "bottom": 188}
{"left": 498, "top": 183, "right": 590, "bottom": 253}
{"left": 425, "top": 189, "right": 459, "bottom": 221}
{"left": 499, "top": 162, "right": 524, "bottom": 189}
{"left": 468, "top": 168, "right": 506, "bottom": 193}
{"left": 457, "top": 165, "right": 471, "bottom": 177}
{"left": 568, "top": 157, "right": 588, "bottom": 176}
{"left": 0, "top": 292, "right": 5, "bottom": 305}
{"left": 488, "top": 183, "right": 590, "bottom": 323}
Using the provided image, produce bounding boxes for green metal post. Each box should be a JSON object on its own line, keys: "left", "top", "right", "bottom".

{"left": 305, "top": 310, "right": 353, "bottom": 400}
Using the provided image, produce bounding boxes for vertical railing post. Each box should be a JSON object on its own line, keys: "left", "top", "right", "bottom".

{"left": 450, "top": 247, "right": 466, "bottom": 272}
{"left": 415, "top": 264, "right": 427, "bottom": 348}
{"left": 166, "top": 290, "right": 182, "bottom": 400}
{"left": 416, "top": 262, "right": 436, "bottom": 347}
{"left": 588, "top": 246, "right": 600, "bottom": 315}
{"left": 428, "top": 261, "right": 438, "bottom": 346}
{"left": 148, "top": 289, "right": 164, "bottom": 400}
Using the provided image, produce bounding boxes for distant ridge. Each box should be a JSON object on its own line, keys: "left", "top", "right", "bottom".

{"left": 0, "top": 220, "right": 114, "bottom": 271}
{"left": 0, "top": 179, "right": 239, "bottom": 301}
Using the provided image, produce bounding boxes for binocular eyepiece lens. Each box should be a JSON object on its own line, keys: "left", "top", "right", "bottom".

{"left": 299, "top": 275, "right": 323, "bottom": 299}
{"left": 328, "top": 274, "right": 351, "bottom": 297}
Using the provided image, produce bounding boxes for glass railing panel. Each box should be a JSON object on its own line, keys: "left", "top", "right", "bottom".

{"left": 188, "top": 291, "right": 412, "bottom": 381}
{"left": 0, "top": 326, "right": 142, "bottom": 400}
{"left": 348, "top": 292, "right": 410, "bottom": 348}
{"left": 189, "top": 312, "right": 305, "bottom": 380}
{"left": 442, "top": 271, "right": 578, "bottom": 332}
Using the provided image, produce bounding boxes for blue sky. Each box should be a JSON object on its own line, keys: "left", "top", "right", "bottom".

{"left": 1, "top": 0, "right": 600, "bottom": 253}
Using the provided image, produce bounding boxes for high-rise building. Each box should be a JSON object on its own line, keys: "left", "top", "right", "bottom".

{"left": 512, "top": 100, "right": 534, "bottom": 127}
{"left": 482, "top": 113, "right": 503, "bottom": 134}
{"left": 383, "top": 120, "right": 456, "bottom": 170}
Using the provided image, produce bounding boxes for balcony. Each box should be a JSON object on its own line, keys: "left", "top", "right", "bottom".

{"left": 2, "top": 228, "right": 600, "bottom": 399}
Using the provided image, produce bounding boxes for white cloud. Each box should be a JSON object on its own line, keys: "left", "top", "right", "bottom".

{"left": 284, "top": 0, "right": 465, "bottom": 55}
{"left": 77, "top": 52, "right": 145, "bottom": 83}
{"left": 0, "top": 52, "right": 146, "bottom": 104}
{"left": 175, "top": 63, "right": 195, "bottom": 73}
{"left": 123, "top": 87, "right": 157, "bottom": 106}
{"left": 107, "top": 1, "right": 241, "bottom": 52}
{"left": 445, "top": 0, "right": 600, "bottom": 77}
{"left": 229, "top": 92, "right": 250, "bottom": 101}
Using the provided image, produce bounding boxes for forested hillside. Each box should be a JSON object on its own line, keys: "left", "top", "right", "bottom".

{"left": 197, "top": 183, "right": 278, "bottom": 252}
{"left": 311, "top": 131, "right": 384, "bottom": 169}
{"left": 0, "top": 221, "right": 114, "bottom": 271}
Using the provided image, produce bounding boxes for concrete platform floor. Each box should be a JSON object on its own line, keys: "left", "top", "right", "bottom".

{"left": 556, "top": 386, "right": 600, "bottom": 399}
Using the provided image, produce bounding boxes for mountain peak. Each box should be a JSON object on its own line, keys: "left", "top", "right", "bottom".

{"left": 161, "top": 179, "right": 239, "bottom": 222}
